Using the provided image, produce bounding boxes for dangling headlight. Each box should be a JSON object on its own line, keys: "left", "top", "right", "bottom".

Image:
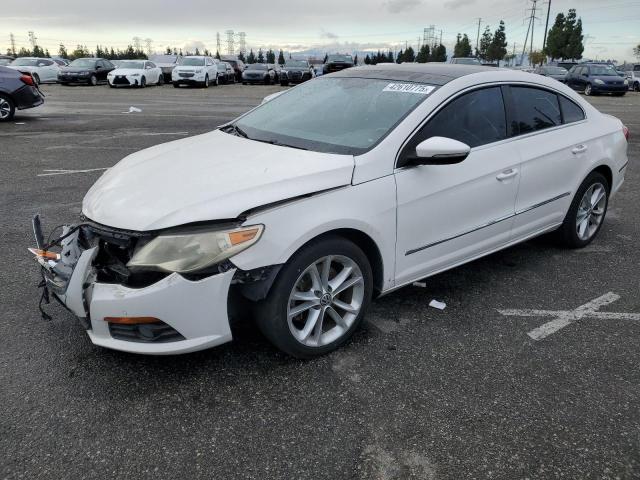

{"left": 127, "top": 225, "right": 264, "bottom": 273}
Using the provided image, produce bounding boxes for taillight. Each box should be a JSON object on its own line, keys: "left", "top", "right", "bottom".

{"left": 20, "top": 74, "right": 34, "bottom": 86}
{"left": 623, "top": 125, "right": 629, "bottom": 142}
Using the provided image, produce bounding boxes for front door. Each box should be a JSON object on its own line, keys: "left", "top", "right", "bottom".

{"left": 394, "top": 86, "right": 521, "bottom": 285}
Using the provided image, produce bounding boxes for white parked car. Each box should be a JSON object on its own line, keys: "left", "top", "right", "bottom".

{"left": 30, "top": 64, "right": 628, "bottom": 358}
{"left": 107, "top": 60, "right": 163, "bottom": 87}
{"left": 172, "top": 55, "right": 219, "bottom": 88}
{"left": 8, "top": 57, "right": 60, "bottom": 84}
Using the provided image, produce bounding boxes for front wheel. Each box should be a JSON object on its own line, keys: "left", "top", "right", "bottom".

{"left": 257, "top": 236, "right": 373, "bottom": 359}
{"left": 157, "top": 74, "right": 164, "bottom": 86}
{"left": 140, "top": 76, "right": 146, "bottom": 88}
{"left": 203, "top": 75, "right": 209, "bottom": 88}
{"left": 634, "top": 82, "right": 640, "bottom": 92}
{"left": 584, "top": 83, "right": 593, "bottom": 96}
{"left": 0, "top": 94, "right": 16, "bottom": 122}
{"left": 555, "top": 171, "right": 609, "bottom": 248}
{"left": 173, "top": 82, "right": 180, "bottom": 88}
{"left": 89, "top": 74, "right": 97, "bottom": 86}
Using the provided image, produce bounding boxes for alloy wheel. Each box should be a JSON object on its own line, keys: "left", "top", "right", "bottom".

{"left": 0, "top": 97, "right": 11, "bottom": 119}
{"left": 287, "top": 255, "right": 365, "bottom": 348}
{"left": 576, "top": 183, "right": 607, "bottom": 241}
{"left": 585, "top": 84, "right": 592, "bottom": 96}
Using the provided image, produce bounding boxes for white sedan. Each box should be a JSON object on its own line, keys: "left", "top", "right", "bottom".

{"left": 8, "top": 57, "right": 60, "bottom": 84}
{"left": 107, "top": 60, "right": 163, "bottom": 87}
{"left": 30, "top": 64, "right": 628, "bottom": 357}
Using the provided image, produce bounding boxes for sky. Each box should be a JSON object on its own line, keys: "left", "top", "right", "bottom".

{"left": 3, "top": 0, "right": 639, "bottom": 62}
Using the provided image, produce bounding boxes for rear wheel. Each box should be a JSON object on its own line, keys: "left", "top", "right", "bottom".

{"left": 584, "top": 83, "right": 593, "bottom": 96}
{"left": 613, "top": 92, "right": 625, "bottom": 97}
{"left": 556, "top": 171, "right": 609, "bottom": 248}
{"left": 256, "top": 236, "right": 373, "bottom": 359}
{"left": 89, "top": 74, "right": 97, "bottom": 86}
{"left": 173, "top": 82, "right": 180, "bottom": 88}
{"left": 203, "top": 75, "right": 209, "bottom": 88}
{"left": 157, "top": 74, "right": 164, "bottom": 86}
{"left": 0, "top": 94, "right": 16, "bottom": 122}
{"left": 634, "top": 82, "right": 640, "bottom": 92}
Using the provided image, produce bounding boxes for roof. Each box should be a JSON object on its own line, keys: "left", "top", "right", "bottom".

{"left": 330, "top": 63, "right": 498, "bottom": 86}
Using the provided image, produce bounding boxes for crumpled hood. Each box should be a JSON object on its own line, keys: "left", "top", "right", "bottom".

{"left": 82, "top": 130, "right": 355, "bottom": 231}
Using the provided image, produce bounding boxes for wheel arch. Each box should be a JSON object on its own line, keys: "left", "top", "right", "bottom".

{"left": 591, "top": 164, "right": 612, "bottom": 190}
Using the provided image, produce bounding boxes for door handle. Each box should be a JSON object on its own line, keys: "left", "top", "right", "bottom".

{"left": 572, "top": 144, "right": 588, "bottom": 154}
{"left": 496, "top": 169, "right": 519, "bottom": 181}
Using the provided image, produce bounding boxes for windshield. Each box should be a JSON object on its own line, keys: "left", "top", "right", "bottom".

{"left": 70, "top": 59, "right": 97, "bottom": 67}
{"left": 12, "top": 58, "right": 40, "bottom": 66}
{"left": 218, "top": 64, "right": 227, "bottom": 70}
{"left": 285, "top": 61, "right": 308, "bottom": 68}
{"left": 544, "top": 67, "right": 567, "bottom": 74}
{"left": 454, "top": 58, "right": 480, "bottom": 65}
{"left": 0, "top": 58, "right": 12, "bottom": 66}
{"left": 248, "top": 64, "right": 267, "bottom": 70}
{"left": 181, "top": 57, "right": 205, "bottom": 66}
{"left": 233, "top": 77, "right": 434, "bottom": 154}
{"left": 590, "top": 65, "right": 618, "bottom": 76}
{"left": 119, "top": 61, "right": 145, "bottom": 69}
{"left": 327, "top": 55, "right": 352, "bottom": 63}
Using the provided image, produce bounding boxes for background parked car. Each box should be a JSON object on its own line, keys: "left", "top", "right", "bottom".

{"left": 172, "top": 55, "right": 219, "bottom": 88}
{"left": 450, "top": 57, "right": 482, "bottom": 65}
{"left": 625, "top": 64, "right": 640, "bottom": 91}
{"left": 566, "top": 63, "right": 628, "bottom": 96}
{"left": 216, "top": 62, "right": 235, "bottom": 84}
{"left": 148, "top": 54, "right": 180, "bottom": 83}
{"left": 0, "top": 55, "right": 14, "bottom": 66}
{"left": 51, "top": 57, "right": 69, "bottom": 66}
{"left": 0, "top": 66, "right": 44, "bottom": 122}
{"left": 220, "top": 55, "right": 245, "bottom": 82}
{"left": 107, "top": 60, "right": 163, "bottom": 88}
{"left": 58, "top": 58, "right": 115, "bottom": 86}
{"left": 8, "top": 57, "right": 60, "bottom": 84}
{"left": 242, "top": 63, "right": 276, "bottom": 84}
{"left": 323, "top": 54, "right": 354, "bottom": 74}
{"left": 279, "top": 60, "right": 315, "bottom": 86}
{"left": 534, "top": 65, "right": 568, "bottom": 83}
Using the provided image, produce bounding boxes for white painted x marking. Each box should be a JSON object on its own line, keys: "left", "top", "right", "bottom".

{"left": 498, "top": 292, "right": 640, "bottom": 340}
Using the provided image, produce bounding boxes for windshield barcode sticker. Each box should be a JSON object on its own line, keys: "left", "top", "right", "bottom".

{"left": 383, "top": 83, "right": 436, "bottom": 95}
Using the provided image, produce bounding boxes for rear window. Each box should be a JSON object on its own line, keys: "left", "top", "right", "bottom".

{"left": 511, "top": 86, "right": 561, "bottom": 134}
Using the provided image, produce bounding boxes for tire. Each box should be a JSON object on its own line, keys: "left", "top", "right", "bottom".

{"left": 108, "top": 82, "right": 115, "bottom": 88}
{"left": 256, "top": 236, "right": 373, "bottom": 359}
{"left": 634, "top": 82, "right": 640, "bottom": 92}
{"left": 613, "top": 92, "right": 625, "bottom": 97}
{"left": 203, "top": 75, "right": 209, "bottom": 88}
{"left": 214, "top": 76, "right": 219, "bottom": 86}
{"left": 157, "top": 75, "right": 164, "bottom": 86}
{"left": 173, "top": 82, "right": 180, "bottom": 88}
{"left": 0, "top": 94, "right": 16, "bottom": 122}
{"left": 32, "top": 73, "right": 40, "bottom": 85}
{"left": 555, "top": 171, "right": 610, "bottom": 248}
{"left": 584, "top": 83, "right": 593, "bottom": 96}
{"left": 60, "top": 82, "right": 69, "bottom": 86}
{"left": 89, "top": 74, "right": 97, "bottom": 86}
{"left": 242, "top": 81, "right": 247, "bottom": 85}
{"left": 140, "top": 76, "right": 146, "bottom": 88}
{"left": 280, "top": 81, "right": 289, "bottom": 86}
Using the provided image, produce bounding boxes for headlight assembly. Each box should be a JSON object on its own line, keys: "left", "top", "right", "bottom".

{"left": 130, "top": 73, "right": 140, "bottom": 77}
{"left": 594, "top": 79, "right": 605, "bottom": 85}
{"left": 127, "top": 225, "right": 264, "bottom": 273}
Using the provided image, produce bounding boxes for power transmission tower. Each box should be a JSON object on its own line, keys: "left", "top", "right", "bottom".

{"left": 9, "top": 33, "right": 16, "bottom": 55}
{"left": 28, "top": 31, "right": 37, "bottom": 49}
{"left": 521, "top": 0, "right": 539, "bottom": 60}
{"left": 542, "top": 0, "right": 552, "bottom": 52}
{"left": 145, "top": 38, "right": 153, "bottom": 55}
{"left": 475, "top": 18, "right": 482, "bottom": 54}
{"left": 423, "top": 26, "right": 435, "bottom": 49}
{"left": 237, "top": 32, "right": 246, "bottom": 55}
{"left": 133, "top": 36, "right": 142, "bottom": 52}
{"left": 216, "top": 32, "right": 221, "bottom": 54}
{"left": 226, "top": 30, "right": 235, "bottom": 55}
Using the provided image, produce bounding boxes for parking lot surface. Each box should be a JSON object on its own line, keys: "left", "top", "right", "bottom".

{"left": 1, "top": 84, "right": 639, "bottom": 479}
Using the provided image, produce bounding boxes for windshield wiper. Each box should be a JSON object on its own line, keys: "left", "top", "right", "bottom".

{"left": 255, "top": 139, "right": 309, "bottom": 150}
{"left": 222, "top": 124, "right": 249, "bottom": 139}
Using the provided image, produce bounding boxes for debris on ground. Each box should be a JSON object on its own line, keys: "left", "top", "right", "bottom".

{"left": 429, "top": 299, "right": 446, "bottom": 310}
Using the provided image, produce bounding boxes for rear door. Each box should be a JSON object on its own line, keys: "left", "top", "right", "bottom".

{"left": 508, "top": 85, "right": 590, "bottom": 240}
{"left": 394, "top": 86, "right": 521, "bottom": 284}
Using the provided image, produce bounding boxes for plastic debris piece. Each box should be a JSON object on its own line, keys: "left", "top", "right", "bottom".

{"left": 429, "top": 299, "right": 446, "bottom": 310}
{"left": 124, "top": 106, "right": 142, "bottom": 113}
{"left": 412, "top": 281, "right": 427, "bottom": 288}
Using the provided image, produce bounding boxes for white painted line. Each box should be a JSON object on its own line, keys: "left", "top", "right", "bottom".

{"left": 139, "top": 132, "right": 189, "bottom": 136}
{"left": 498, "top": 292, "right": 640, "bottom": 341}
{"left": 38, "top": 168, "right": 109, "bottom": 177}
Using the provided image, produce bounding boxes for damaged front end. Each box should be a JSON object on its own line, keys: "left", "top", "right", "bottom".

{"left": 28, "top": 215, "right": 281, "bottom": 355}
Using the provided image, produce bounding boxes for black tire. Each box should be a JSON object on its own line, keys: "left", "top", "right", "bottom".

{"left": 173, "top": 82, "right": 180, "bottom": 88}
{"left": 613, "top": 92, "right": 625, "bottom": 97}
{"left": 140, "top": 76, "right": 146, "bottom": 88}
{"left": 555, "top": 171, "right": 610, "bottom": 248}
{"left": 108, "top": 82, "right": 115, "bottom": 88}
{"left": 0, "top": 93, "right": 16, "bottom": 122}
{"left": 242, "top": 81, "right": 247, "bottom": 85}
{"left": 89, "top": 74, "right": 97, "bottom": 86}
{"left": 280, "top": 81, "right": 289, "bottom": 86}
{"left": 60, "top": 82, "right": 69, "bottom": 86}
{"left": 214, "top": 75, "right": 219, "bottom": 86}
{"left": 634, "top": 82, "right": 640, "bottom": 92}
{"left": 157, "top": 75, "right": 164, "bottom": 86}
{"left": 256, "top": 236, "right": 373, "bottom": 359}
{"left": 203, "top": 75, "right": 209, "bottom": 88}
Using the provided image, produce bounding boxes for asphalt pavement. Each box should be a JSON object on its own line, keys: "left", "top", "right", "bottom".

{"left": 1, "top": 82, "right": 639, "bottom": 480}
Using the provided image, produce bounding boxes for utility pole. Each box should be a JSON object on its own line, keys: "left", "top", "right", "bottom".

{"left": 542, "top": 0, "right": 552, "bottom": 52}
{"left": 475, "top": 18, "right": 482, "bottom": 54}
{"left": 28, "top": 31, "right": 37, "bottom": 49}
{"left": 512, "top": 42, "right": 517, "bottom": 66}
{"left": 216, "top": 32, "right": 221, "bottom": 54}
{"left": 145, "top": 38, "right": 153, "bottom": 55}
{"left": 9, "top": 33, "right": 16, "bottom": 55}
{"left": 530, "top": 0, "right": 537, "bottom": 55}
{"left": 439, "top": 30, "right": 443, "bottom": 46}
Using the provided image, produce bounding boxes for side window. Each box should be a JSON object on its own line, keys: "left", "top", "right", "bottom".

{"left": 511, "top": 86, "right": 561, "bottom": 134}
{"left": 147, "top": 62, "right": 156, "bottom": 68}
{"left": 402, "top": 86, "right": 507, "bottom": 154}
{"left": 559, "top": 95, "right": 585, "bottom": 124}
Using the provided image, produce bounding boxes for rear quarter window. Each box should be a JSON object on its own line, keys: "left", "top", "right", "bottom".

{"left": 511, "top": 86, "right": 561, "bottom": 134}
{"left": 559, "top": 96, "right": 585, "bottom": 124}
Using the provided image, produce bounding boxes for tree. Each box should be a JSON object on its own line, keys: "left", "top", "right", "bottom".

{"left": 215, "top": 50, "right": 221, "bottom": 60}
{"left": 487, "top": 20, "right": 507, "bottom": 63}
{"left": 257, "top": 48, "right": 264, "bottom": 63}
{"left": 396, "top": 49, "right": 403, "bottom": 64}
{"left": 387, "top": 51, "right": 393, "bottom": 63}
{"left": 565, "top": 10, "right": 584, "bottom": 60}
{"left": 278, "top": 49, "right": 285, "bottom": 65}
{"left": 403, "top": 46, "right": 416, "bottom": 62}
{"left": 454, "top": 34, "right": 472, "bottom": 57}
{"left": 416, "top": 44, "right": 430, "bottom": 63}
{"left": 32, "top": 45, "right": 45, "bottom": 57}
{"left": 545, "top": 13, "right": 566, "bottom": 60}
{"left": 634, "top": 44, "right": 640, "bottom": 60}
{"left": 364, "top": 54, "right": 371, "bottom": 65}
{"left": 432, "top": 44, "right": 447, "bottom": 62}
{"left": 238, "top": 51, "right": 246, "bottom": 62}
{"left": 266, "top": 49, "right": 275, "bottom": 64}
{"left": 529, "top": 50, "right": 546, "bottom": 66}
{"left": 478, "top": 26, "right": 493, "bottom": 61}
{"left": 353, "top": 54, "right": 358, "bottom": 65}
{"left": 165, "top": 46, "right": 172, "bottom": 55}
{"left": 58, "top": 44, "right": 68, "bottom": 58}
{"left": 247, "top": 49, "right": 256, "bottom": 64}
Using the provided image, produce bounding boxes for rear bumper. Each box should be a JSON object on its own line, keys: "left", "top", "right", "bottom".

{"left": 13, "top": 85, "right": 44, "bottom": 110}
{"left": 36, "top": 230, "right": 235, "bottom": 355}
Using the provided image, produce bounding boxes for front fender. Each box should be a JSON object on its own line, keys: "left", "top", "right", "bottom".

{"left": 231, "top": 176, "right": 397, "bottom": 291}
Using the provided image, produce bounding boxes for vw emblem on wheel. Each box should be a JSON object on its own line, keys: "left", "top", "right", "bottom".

{"left": 320, "top": 293, "right": 332, "bottom": 306}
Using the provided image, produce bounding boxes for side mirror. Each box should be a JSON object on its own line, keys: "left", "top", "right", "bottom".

{"left": 405, "top": 137, "right": 471, "bottom": 166}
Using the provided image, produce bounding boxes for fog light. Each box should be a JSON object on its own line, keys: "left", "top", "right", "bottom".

{"left": 104, "top": 316, "right": 160, "bottom": 325}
